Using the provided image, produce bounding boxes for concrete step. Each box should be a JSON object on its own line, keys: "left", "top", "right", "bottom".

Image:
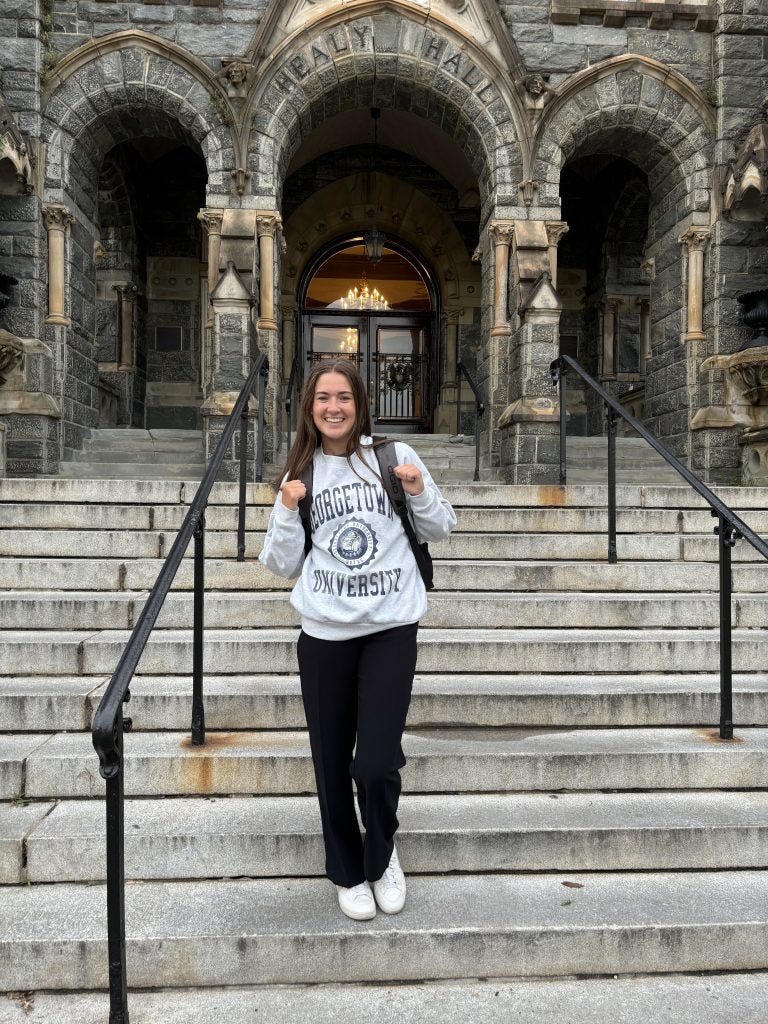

{"left": 8, "top": 727, "right": 768, "bottom": 800}
{"left": 56, "top": 463, "right": 205, "bottom": 480}
{"left": 1, "top": 591, "right": 765, "bottom": 631}
{"left": 3, "top": 556, "right": 766, "bottom": 591}
{"left": 1, "top": 626, "right": 763, "bottom": 677}
{"left": 10, "top": 791, "right": 768, "bottom": 883}
{"left": 3, "top": 478, "right": 768, "bottom": 510}
{"left": 2, "top": 871, "right": 767, "bottom": 989}
{"left": 3, "top": 974, "right": 767, "bottom": 1024}
{"left": 4, "top": 673, "right": 768, "bottom": 733}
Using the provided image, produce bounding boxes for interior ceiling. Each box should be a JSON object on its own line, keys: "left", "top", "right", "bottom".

{"left": 286, "top": 108, "right": 478, "bottom": 199}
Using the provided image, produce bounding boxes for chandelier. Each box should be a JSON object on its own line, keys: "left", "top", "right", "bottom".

{"left": 340, "top": 326, "right": 358, "bottom": 353}
{"left": 338, "top": 273, "right": 389, "bottom": 310}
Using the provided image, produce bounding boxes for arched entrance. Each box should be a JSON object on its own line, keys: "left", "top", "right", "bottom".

{"left": 299, "top": 237, "right": 440, "bottom": 432}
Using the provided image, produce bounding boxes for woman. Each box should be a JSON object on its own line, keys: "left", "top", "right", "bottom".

{"left": 259, "top": 359, "right": 456, "bottom": 921}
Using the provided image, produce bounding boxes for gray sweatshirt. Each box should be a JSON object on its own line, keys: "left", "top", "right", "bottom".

{"left": 259, "top": 437, "right": 456, "bottom": 640}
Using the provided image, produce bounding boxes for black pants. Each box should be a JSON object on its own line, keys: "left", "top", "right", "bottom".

{"left": 297, "top": 622, "right": 418, "bottom": 887}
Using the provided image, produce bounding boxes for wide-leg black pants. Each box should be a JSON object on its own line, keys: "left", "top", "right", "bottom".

{"left": 297, "top": 622, "right": 418, "bottom": 887}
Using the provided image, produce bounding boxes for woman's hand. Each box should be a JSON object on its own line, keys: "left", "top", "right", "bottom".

{"left": 393, "top": 463, "right": 424, "bottom": 496}
{"left": 281, "top": 479, "right": 307, "bottom": 510}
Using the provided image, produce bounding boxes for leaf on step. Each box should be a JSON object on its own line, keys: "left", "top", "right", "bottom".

{"left": 562, "top": 880, "right": 584, "bottom": 889}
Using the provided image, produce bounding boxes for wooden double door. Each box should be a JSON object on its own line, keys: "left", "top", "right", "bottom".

{"left": 302, "top": 312, "right": 434, "bottom": 431}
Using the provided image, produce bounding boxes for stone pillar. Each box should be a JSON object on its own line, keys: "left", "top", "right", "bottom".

{"left": 498, "top": 272, "right": 562, "bottom": 484}
{"left": 201, "top": 261, "right": 258, "bottom": 480}
{"left": 679, "top": 227, "right": 710, "bottom": 343}
{"left": 113, "top": 284, "right": 137, "bottom": 370}
{"left": 281, "top": 305, "right": 295, "bottom": 382}
{"left": 437, "top": 308, "right": 461, "bottom": 434}
{"left": 639, "top": 298, "right": 651, "bottom": 376}
{"left": 42, "top": 204, "right": 74, "bottom": 326}
{"left": 545, "top": 221, "right": 569, "bottom": 289}
{"left": 256, "top": 214, "right": 281, "bottom": 331}
{"left": 601, "top": 298, "right": 618, "bottom": 378}
{"left": 489, "top": 222, "right": 514, "bottom": 336}
{"left": 197, "top": 209, "right": 224, "bottom": 327}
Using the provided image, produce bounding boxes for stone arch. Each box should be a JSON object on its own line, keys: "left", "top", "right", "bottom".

{"left": 537, "top": 57, "right": 716, "bottom": 459}
{"left": 41, "top": 31, "right": 237, "bottom": 204}
{"left": 282, "top": 174, "right": 479, "bottom": 306}
{"left": 245, "top": 10, "right": 528, "bottom": 216}
{"left": 533, "top": 56, "right": 715, "bottom": 223}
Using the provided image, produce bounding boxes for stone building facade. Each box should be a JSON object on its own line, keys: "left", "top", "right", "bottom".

{"left": 0, "top": 0, "right": 767, "bottom": 482}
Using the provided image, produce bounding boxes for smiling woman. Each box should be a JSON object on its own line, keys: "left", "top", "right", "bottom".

{"left": 260, "top": 358, "right": 456, "bottom": 922}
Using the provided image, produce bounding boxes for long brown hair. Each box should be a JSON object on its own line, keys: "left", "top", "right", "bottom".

{"left": 274, "top": 359, "right": 374, "bottom": 489}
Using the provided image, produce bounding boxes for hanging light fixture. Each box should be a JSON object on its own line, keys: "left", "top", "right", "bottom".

{"left": 364, "top": 107, "right": 384, "bottom": 265}
{"left": 338, "top": 271, "right": 389, "bottom": 311}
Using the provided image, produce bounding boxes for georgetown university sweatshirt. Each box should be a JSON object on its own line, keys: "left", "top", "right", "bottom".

{"left": 259, "top": 438, "right": 457, "bottom": 640}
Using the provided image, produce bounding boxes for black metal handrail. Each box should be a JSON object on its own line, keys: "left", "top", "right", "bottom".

{"left": 456, "top": 360, "right": 485, "bottom": 482}
{"left": 91, "top": 351, "right": 269, "bottom": 1024}
{"left": 550, "top": 353, "right": 768, "bottom": 741}
{"left": 284, "top": 353, "right": 299, "bottom": 452}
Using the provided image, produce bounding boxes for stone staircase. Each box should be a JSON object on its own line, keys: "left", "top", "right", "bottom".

{"left": 57, "top": 428, "right": 206, "bottom": 480}
{"left": 1, "top": 473, "right": 768, "bottom": 1020}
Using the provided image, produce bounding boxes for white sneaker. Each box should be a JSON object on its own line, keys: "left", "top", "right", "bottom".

{"left": 372, "top": 845, "right": 406, "bottom": 914}
{"left": 335, "top": 881, "right": 376, "bottom": 921}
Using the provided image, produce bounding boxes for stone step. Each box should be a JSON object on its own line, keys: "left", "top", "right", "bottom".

{"left": 4, "top": 673, "right": 768, "bottom": 733}
{"left": 1, "top": 626, "right": 763, "bottom": 677}
{"left": 3, "top": 974, "right": 767, "bottom": 1024}
{"left": 5, "top": 501, "right": 768, "bottom": 536}
{"left": 9, "top": 791, "right": 768, "bottom": 884}
{"left": 3, "top": 478, "right": 767, "bottom": 510}
{"left": 4, "top": 557, "right": 766, "bottom": 591}
{"left": 0, "top": 591, "right": 765, "bottom": 632}
{"left": 7, "top": 727, "right": 768, "bottom": 800}
{"left": 56, "top": 463, "right": 205, "bottom": 481}
{"left": 2, "top": 871, "right": 767, "bottom": 989}
{"left": 0, "top": 528, "right": 751, "bottom": 561}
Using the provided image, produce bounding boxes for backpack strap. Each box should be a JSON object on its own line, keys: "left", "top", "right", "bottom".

{"left": 297, "top": 459, "right": 314, "bottom": 556}
{"left": 373, "top": 437, "right": 434, "bottom": 590}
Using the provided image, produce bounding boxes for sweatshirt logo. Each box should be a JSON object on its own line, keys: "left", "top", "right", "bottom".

{"left": 328, "top": 518, "right": 378, "bottom": 570}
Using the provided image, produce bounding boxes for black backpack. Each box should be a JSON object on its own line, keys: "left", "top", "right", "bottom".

{"left": 297, "top": 437, "right": 434, "bottom": 591}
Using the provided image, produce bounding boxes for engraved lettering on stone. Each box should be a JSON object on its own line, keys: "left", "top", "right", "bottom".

{"left": 311, "top": 44, "right": 331, "bottom": 66}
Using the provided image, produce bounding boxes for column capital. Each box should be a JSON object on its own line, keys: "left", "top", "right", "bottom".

{"left": 678, "top": 226, "right": 710, "bottom": 252}
{"left": 489, "top": 221, "right": 515, "bottom": 246}
{"left": 445, "top": 308, "right": 465, "bottom": 324}
{"left": 42, "top": 204, "right": 74, "bottom": 231}
{"left": 545, "top": 221, "right": 569, "bottom": 246}
{"left": 112, "top": 283, "right": 138, "bottom": 299}
{"left": 197, "top": 209, "right": 225, "bottom": 233}
{"left": 640, "top": 256, "right": 656, "bottom": 281}
{"left": 256, "top": 212, "right": 282, "bottom": 238}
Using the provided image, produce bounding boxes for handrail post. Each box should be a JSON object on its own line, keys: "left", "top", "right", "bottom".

{"left": 559, "top": 361, "right": 567, "bottom": 486}
{"left": 456, "top": 363, "right": 463, "bottom": 436}
{"left": 191, "top": 514, "right": 206, "bottom": 746}
{"left": 607, "top": 406, "right": 618, "bottom": 564}
{"left": 256, "top": 364, "right": 266, "bottom": 483}
{"left": 716, "top": 513, "right": 737, "bottom": 740}
{"left": 473, "top": 403, "right": 482, "bottom": 482}
{"left": 105, "top": 707, "right": 128, "bottom": 1024}
{"left": 237, "top": 407, "right": 248, "bottom": 562}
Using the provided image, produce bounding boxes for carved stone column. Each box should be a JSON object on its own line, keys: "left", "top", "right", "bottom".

{"left": 489, "top": 222, "right": 514, "bottom": 336}
{"left": 197, "top": 209, "right": 224, "bottom": 327}
{"left": 113, "top": 284, "right": 137, "bottom": 370}
{"left": 679, "top": 227, "right": 710, "bottom": 342}
{"left": 639, "top": 298, "right": 651, "bottom": 376}
{"left": 545, "top": 221, "right": 569, "bottom": 289}
{"left": 601, "top": 298, "right": 619, "bottom": 378}
{"left": 42, "top": 204, "right": 74, "bottom": 326}
{"left": 256, "top": 213, "right": 281, "bottom": 331}
{"left": 281, "top": 305, "right": 295, "bottom": 381}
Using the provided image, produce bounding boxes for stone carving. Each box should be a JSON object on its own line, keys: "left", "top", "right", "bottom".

{"left": 522, "top": 73, "right": 550, "bottom": 115}
{"left": 218, "top": 59, "right": 255, "bottom": 103}
{"left": 723, "top": 112, "right": 768, "bottom": 220}
{"left": 0, "top": 330, "right": 23, "bottom": 386}
{"left": 0, "top": 94, "right": 33, "bottom": 195}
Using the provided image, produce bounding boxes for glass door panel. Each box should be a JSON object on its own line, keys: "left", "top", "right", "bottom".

{"left": 309, "top": 323, "right": 361, "bottom": 366}
{"left": 372, "top": 322, "right": 429, "bottom": 424}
